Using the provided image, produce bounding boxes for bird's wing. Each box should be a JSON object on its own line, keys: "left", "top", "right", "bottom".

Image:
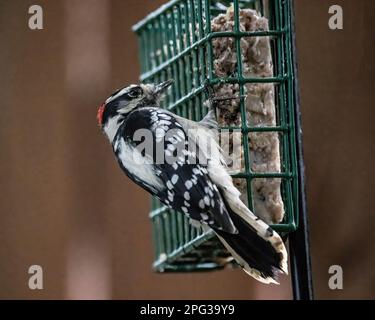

{"left": 119, "top": 107, "right": 237, "bottom": 234}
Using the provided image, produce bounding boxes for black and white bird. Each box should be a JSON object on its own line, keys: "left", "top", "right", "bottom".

{"left": 97, "top": 80, "right": 288, "bottom": 284}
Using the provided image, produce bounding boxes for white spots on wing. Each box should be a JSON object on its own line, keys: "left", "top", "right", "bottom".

{"left": 204, "top": 196, "right": 210, "bottom": 206}
{"left": 184, "top": 200, "right": 190, "bottom": 207}
{"left": 167, "top": 190, "right": 174, "bottom": 202}
{"left": 184, "top": 192, "right": 190, "bottom": 200}
{"left": 172, "top": 163, "right": 178, "bottom": 170}
{"left": 178, "top": 155, "right": 185, "bottom": 163}
{"left": 150, "top": 113, "right": 161, "bottom": 130}
{"left": 181, "top": 206, "right": 188, "bottom": 213}
{"left": 203, "top": 189, "right": 215, "bottom": 207}
{"left": 158, "top": 113, "right": 171, "bottom": 120}
{"left": 191, "top": 175, "right": 198, "bottom": 185}
{"left": 185, "top": 180, "right": 193, "bottom": 189}
{"left": 171, "top": 174, "right": 178, "bottom": 184}
{"left": 153, "top": 112, "right": 173, "bottom": 142}
{"left": 188, "top": 151, "right": 196, "bottom": 158}
{"left": 219, "top": 202, "right": 225, "bottom": 214}
{"left": 201, "top": 213, "right": 209, "bottom": 220}
{"left": 155, "top": 127, "right": 165, "bottom": 142}
{"left": 159, "top": 120, "right": 171, "bottom": 126}
{"left": 192, "top": 168, "right": 200, "bottom": 175}
{"left": 166, "top": 180, "right": 173, "bottom": 190}
{"left": 183, "top": 149, "right": 196, "bottom": 159}
{"left": 199, "top": 199, "right": 205, "bottom": 209}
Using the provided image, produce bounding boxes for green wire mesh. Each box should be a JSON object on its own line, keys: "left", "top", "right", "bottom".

{"left": 133, "top": 0, "right": 299, "bottom": 272}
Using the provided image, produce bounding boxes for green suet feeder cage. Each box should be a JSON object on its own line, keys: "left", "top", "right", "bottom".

{"left": 133, "top": 0, "right": 313, "bottom": 299}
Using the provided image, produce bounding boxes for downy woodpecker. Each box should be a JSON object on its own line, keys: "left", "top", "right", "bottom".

{"left": 97, "top": 81, "right": 288, "bottom": 284}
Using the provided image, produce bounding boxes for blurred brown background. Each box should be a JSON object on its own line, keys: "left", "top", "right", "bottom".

{"left": 0, "top": 0, "right": 374, "bottom": 299}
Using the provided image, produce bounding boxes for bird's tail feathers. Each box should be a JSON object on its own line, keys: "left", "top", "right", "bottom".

{"left": 214, "top": 189, "right": 288, "bottom": 284}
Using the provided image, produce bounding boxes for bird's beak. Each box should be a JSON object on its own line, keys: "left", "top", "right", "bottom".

{"left": 154, "top": 79, "right": 173, "bottom": 95}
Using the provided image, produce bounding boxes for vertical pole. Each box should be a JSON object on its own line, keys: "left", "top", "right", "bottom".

{"left": 288, "top": 0, "right": 314, "bottom": 301}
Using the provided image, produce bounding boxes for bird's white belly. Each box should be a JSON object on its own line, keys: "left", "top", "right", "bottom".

{"left": 116, "top": 138, "right": 163, "bottom": 191}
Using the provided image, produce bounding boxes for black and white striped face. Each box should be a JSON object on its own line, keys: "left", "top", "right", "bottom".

{"left": 97, "top": 80, "right": 173, "bottom": 141}
{"left": 98, "top": 84, "right": 144, "bottom": 128}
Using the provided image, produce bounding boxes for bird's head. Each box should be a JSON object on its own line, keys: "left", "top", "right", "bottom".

{"left": 97, "top": 80, "right": 173, "bottom": 141}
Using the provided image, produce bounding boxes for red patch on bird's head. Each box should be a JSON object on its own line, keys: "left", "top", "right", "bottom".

{"left": 97, "top": 103, "right": 105, "bottom": 126}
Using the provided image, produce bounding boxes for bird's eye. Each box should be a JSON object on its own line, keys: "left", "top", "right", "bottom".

{"left": 128, "top": 87, "right": 142, "bottom": 98}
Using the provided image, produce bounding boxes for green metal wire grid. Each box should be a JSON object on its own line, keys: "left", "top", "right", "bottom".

{"left": 133, "top": 0, "right": 299, "bottom": 272}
